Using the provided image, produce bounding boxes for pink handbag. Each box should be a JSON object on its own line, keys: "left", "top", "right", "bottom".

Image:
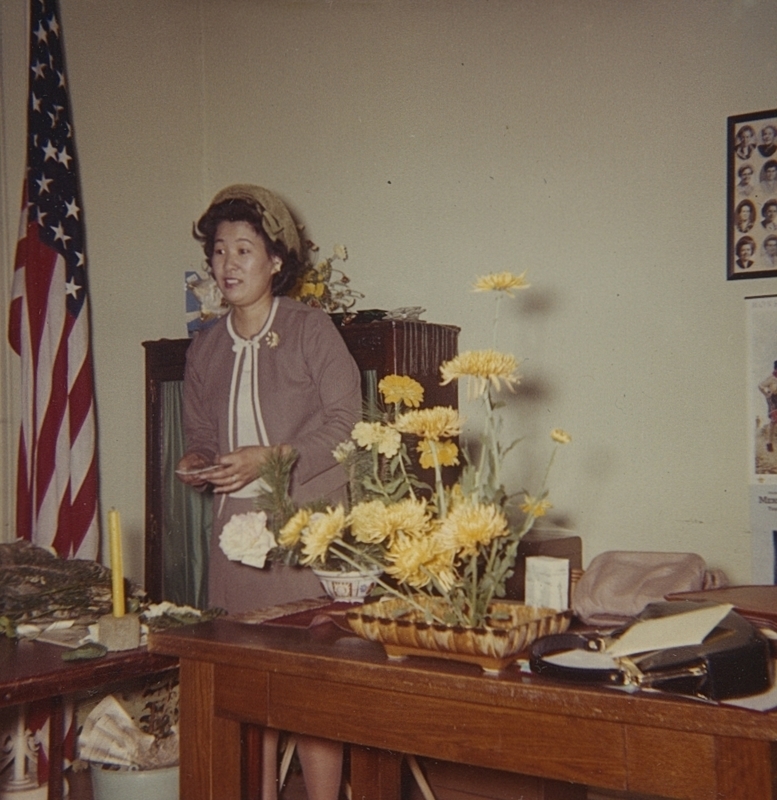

{"left": 572, "top": 551, "right": 728, "bottom": 626}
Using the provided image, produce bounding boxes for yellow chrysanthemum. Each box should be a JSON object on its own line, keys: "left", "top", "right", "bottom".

{"left": 278, "top": 508, "right": 311, "bottom": 548}
{"left": 333, "top": 244, "right": 348, "bottom": 261}
{"left": 385, "top": 531, "right": 457, "bottom": 590}
{"left": 349, "top": 497, "right": 432, "bottom": 546}
{"left": 351, "top": 421, "right": 402, "bottom": 457}
{"left": 349, "top": 500, "right": 392, "bottom": 545}
{"left": 472, "top": 271, "right": 530, "bottom": 295}
{"left": 386, "top": 497, "right": 432, "bottom": 540}
{"left": 437, "top": 501, "right": 509, "bottom": 558}
{"left": 394, "top": 407, "right": 462, "bottom": 441}
{"left": 551, "top": 428, "right": 572, "bottom": 444}
{"left": 417, "top": 439, "right": 460, "bottom": 470}
{"left": 300, "top": 506, "right": 346, "bottom": 565}
{"left": 439, "top": 350, "right": 521, "bottom": 396}
{"left": 519, "top": 495, "right": 553, "bottom": 518}
{"left": 378, "top": 374, "right": 424, "bottom": 408}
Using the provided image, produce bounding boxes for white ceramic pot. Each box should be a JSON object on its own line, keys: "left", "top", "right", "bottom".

{"left": 312, "top": 567, "right": 381, "bottom": 603}
{"left": 90, "top": 764, "right": 179, "bottom": 800}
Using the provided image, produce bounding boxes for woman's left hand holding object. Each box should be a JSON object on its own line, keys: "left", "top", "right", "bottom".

{"left": 210, "top": 445, "right": 281, "bottom": 494}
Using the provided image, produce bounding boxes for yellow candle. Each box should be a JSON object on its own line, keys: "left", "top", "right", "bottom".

{"left": 108, "top": 508, "right": 125, "bottom": 617}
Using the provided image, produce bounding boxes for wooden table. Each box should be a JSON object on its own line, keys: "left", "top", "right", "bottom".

{"left": 149, "top": 617, "right": 777, "bottom": 800}
{"left": 0, "top": 636, "right": 176, "bottom": 800}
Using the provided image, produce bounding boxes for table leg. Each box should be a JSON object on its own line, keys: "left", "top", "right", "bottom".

{"left": 179, "top": 659, "right": 242, "bottom": 800}
{"left": 349, "top": 745, "right": 402, "bottom": 800}
{"left": 242, "top": 724, "right": 263, "bottom": 800}
{"left": 47, "top": 696, "right": 64, "bottom": 800}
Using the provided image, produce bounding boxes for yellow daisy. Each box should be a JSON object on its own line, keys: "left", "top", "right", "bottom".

{"left": 472, "top": 271, "right": 530, "bottom": 295}
{"left": 438, "top": 501, "right": 509, "bottom": 558}
{"left": 394, "top": 407, "right": 462, "bottom": 441}
{"left": 417, "top": 439, "right": 460, "bottom": 470}
{"left": 300, "top": 506, "right": 346, "bottom": 565}
{"left": 551, "top": 428, "right": 572, "bottom": 444}
{"left": 378, "top": 374, "right": 425, "bottom": 408}
{"left": 439, "top": 350, "right": 521, "bottom": 396}
{"left": 519, "top": 495, "right": 553, "bottom": 518}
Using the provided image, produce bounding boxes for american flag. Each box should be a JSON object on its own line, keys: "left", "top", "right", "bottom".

{"left": 8, "top": 0, "right": 99, "bottom": 560}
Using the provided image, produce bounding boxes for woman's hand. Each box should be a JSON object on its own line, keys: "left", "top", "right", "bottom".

{"left": 210, "top": 445, "right": 280, "bottom": 495}
{"left": 175, "top": 452, "right": 218, "bottom": 488}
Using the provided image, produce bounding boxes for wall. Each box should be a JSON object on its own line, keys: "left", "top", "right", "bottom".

{"left": 2, "top": 0, "right": 776, "bottom": 585}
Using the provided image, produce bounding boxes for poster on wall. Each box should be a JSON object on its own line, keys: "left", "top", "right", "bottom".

{"left": 728, "top": 108, "right": 777, "bottom": 280}
{"left": 747, "top": 295, "right": 777, "bottom": 582}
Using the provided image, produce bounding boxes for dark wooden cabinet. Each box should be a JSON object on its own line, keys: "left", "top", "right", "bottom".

{"left": 143, "top": 318, "right": 460, "bottom": 605}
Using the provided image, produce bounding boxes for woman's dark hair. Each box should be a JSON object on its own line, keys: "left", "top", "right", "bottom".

{"left": 736, "top": 236, "right": 756, "bottom": 256}
{"left": 193, "top": 198, "right": 304, "bottom": 296}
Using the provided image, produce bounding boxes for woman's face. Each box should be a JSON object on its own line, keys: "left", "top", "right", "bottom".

{"left": 210, "top": 220, "right": 280, "bottom": 311}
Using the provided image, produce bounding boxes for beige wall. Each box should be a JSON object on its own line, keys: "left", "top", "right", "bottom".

{"left": 2, "top": 0, "right": 775, "bottom": 584}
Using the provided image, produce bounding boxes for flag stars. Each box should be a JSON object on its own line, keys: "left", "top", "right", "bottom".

{"left": 31, "top": 60, "right": 46, "bottom": 80}
{"left": 48, "top": 15, "right": 60, "bottom": 37}
{"left": 42, "top": 140, "right": 58, "bottom": 162}
{"left": 57, "top": 147, "right": 72, "bottom": 169}
{"left": 34, "top": 21, "right": 48, "bottom": 43}
{"left": 47, "top": 107, "right": 62, "bottom": 126}
{"left": 36, "top": 207, "right": 47, "bottom": 226}
{"left": 57, "top": 71, "right": 66, "bottom": 89}
{"left": 51, "top": 222, "right": 71, "bottom": 246}
{"left": 74, "top": 252, "right": 85, "bottom": 268}
{"left": 65, "top": 199, "right": 80, "bottom": 219}
{"left": 31, "top": 93, "right": 42, "bottom": 112}
{"left": 65, "top": 278, "right": 82, "bottom": 298}
{"left": 36, "top": 174, "right": 53, "bottom": 194}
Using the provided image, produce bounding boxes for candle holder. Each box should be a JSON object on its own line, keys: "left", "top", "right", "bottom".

{"left": 96, "top": 613, "right": 140, "bottom": 651}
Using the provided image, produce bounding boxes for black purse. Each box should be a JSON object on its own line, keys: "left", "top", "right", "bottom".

{"left": 529, "top": 601, "right": 772, "bottom": 701}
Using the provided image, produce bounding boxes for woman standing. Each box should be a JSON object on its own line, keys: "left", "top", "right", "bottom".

{"left": 177, "top": 184, "right": 361, "bottom": 800}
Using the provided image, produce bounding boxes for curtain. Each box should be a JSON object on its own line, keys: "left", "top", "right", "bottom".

{"left": 161, "top": 380, "right": 211, "bottom": 609}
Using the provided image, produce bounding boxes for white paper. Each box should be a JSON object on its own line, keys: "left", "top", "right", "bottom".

{"left": 525, "top": 556, "right": 569, "bottom": 611}
{"left": 606, "top": 603, "right": 733, "bottom": 658}
{"left": 543, "top": 649, "right": 621, "bottom": 670}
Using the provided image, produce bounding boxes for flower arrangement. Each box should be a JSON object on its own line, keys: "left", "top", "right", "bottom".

{"left": 186, "top": 240, "right": 364, "bottom": 327}
{"left": 254, "top": 271, "right": 570, "bottom": 629}
{"left": 290, "top": 242, "right": 365, "bottom": 314}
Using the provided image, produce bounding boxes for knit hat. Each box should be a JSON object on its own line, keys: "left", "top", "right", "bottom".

{"left": 208, "top": 184, "right": 301, "bottom": 256}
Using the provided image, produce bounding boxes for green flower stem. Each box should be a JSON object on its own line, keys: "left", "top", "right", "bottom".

{"left": 467, "top": 553, "right": 478, "bottom": 625}
{"left": 429, "top": 441, "right": 447, "bottom": 518}
{"left": 539, "top": 445, "right": 558, "bottom": 495}
{"left": 398, "top": 449, "right": 417, "bottom": 500}
{"left": 371, "top": 445, "right": 390, "bottom": 499}
{"left": 491, "top": 292, "right": 503, "bottom": 350}
{"left": 325, "top": 541, "right": 449, "bottom": 624}
{"left": 474, "top": 390, "right": 498, "bottom": 502}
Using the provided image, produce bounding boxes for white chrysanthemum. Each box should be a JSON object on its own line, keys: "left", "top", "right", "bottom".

{"left": 219, "top": 511, "right": 277, "bottom": 568}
